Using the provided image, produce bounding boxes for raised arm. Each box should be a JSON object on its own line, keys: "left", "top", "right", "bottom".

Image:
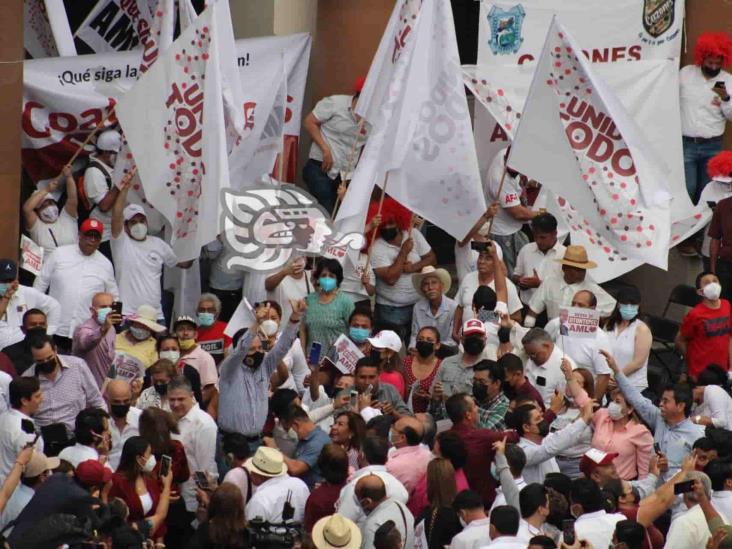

{"left": 491, "top": 242, "right": 508, "bottom": 305}
{"left": 111, "top": 173, "right": 132, "bottom": 239}
{"left": 602, "top": 349, "right": 660, "bottom": 428}
{"left": 62, "top": 165, "right": 78, "bottom": 217}
{"left": 262, "top": 301, "right": 307, "bottom": 379}
{"left": 493, "top": 438, "right": 520, "bottom": 512}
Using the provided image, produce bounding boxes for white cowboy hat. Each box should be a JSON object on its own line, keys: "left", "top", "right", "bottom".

{"left": 312, "top": 514, "right": 362, "bottom": 549}
{"left": 243, "top": 447, "right": 287, "bottom": 478}
{"left": 128, "top": 304, "right": 165, "bottom": 333}
{"left": 411, "top": 265, "right": 452, "bottom": 298}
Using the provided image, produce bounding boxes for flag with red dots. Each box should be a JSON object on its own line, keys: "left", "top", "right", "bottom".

{"left": 509, "top": 17, "right": 672, "bottom": 271}
{"left": 116, "top": 0, "right": 244, "bottom": 261}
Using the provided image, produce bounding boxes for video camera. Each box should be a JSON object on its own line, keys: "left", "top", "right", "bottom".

{"left": 246, "top": 490, "right": 301, "bottom": 548}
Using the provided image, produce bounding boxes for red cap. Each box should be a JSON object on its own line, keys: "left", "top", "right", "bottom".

{"left": 462, "top": 319, "right": 486, "bottom": 336}
{"left": 75, "top": 459, "right": 112, "bottom": 487}
{"left": 80, "top": 218, "right": 104, "bottom": 235}
{"left": 354, "top": 76, "right": 367, "bottom": 93}
{"left": 579, "top": 449, "right": 619, "bottom": 477}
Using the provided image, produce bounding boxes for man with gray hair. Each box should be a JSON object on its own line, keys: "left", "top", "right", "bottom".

{"left": 521, "top": 328, "right": 576, "bottom": 407}
{"left": 666, "top": 471, "right": 716, "bottom": 549}
{"left": 195, "top": 293, "right": 231, "bottom": 365}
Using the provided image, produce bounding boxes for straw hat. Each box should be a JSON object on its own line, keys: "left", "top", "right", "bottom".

{"left": 128, "top": 304, "right": 166, "bottom": 333}
{"left": 312, "top": 514, "right": 362, "bottom": 549}
{"left": 243, "top": 447, "right": 287, "bottom": 478}
{"left": 411, "top": 266, "right": 452, "bottom": 297}
{"left": 555, "top": 245, "right": 597, "bottom": 270}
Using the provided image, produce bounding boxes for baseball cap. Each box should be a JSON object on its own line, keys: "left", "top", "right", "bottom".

{"left": 96, "top": 130, "right": 122, "bottom": 153}
{"left": 354, "top": 76, "right": 367, "bottom": 93}
{"left": 367, "top": 330, "right": 402, "bottom": 353}
{"left": 0, "top": 259, "right": 17, "bottom": 282}
{"left": 462, "top": 319, "right": 486, "bottom": 336}
{"left": 173, "top": 315, "right": 198, "bottom": 330}
{"left": 123, "top": 204, "right": 146, "bottom": 222}
{"left": 75, "top": 459, "right": 112, "bottom": 487}
{"left": 579, "top": 448, "right": 619, "bottom": 477}
{"left": 24, "top": 450, "right": 60, "bottom": 478}
{"left": 80, "top": 218, "right": 104, "bottom": 236}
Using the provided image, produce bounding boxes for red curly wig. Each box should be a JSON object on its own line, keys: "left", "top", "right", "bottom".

{"left": 708, "top": 151, "right": 732, "bottom": 179}
{"left": 363, "top": 196, "right": 412, "bottom": 249}
{"left": 694, "top": 32, "right": 732, "bottom": 67}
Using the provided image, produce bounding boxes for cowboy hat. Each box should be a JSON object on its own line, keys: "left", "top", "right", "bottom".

{"left": 244, "top": 447, "right": 287, "bottom": 478}
{"left": 128, "top": 304, "right": 166, "bottom": 333}
{"left": 312, "top": 514, "right": 362, "bottom": 549}
{"left": 412, "top": 266, "right": 452, "bottom": 297}
{"left": 555, "top": 245, "right": 597, "bottom": 270}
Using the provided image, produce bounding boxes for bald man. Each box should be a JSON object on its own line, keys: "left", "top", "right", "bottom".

{"left": 357, "top": 473, "right": 415, "bottom": 549}
{"left": 105, "top": 379, "right": 141, "bottom": 470}
{"left": 72, "top": 292, "right": 122, "bottom": 388}
{"left": 385, "top": 416, "right": 433, "bottom": 495}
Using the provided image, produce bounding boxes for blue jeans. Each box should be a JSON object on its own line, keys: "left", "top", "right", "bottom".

{"left": 683, "top": 136, "right": 722, "bottom": 204}
{"left": 375, "top": 303, "right": 414, "bottom": 346}
{"left": 303, "top": 158, "right": 340, "bottom": 215}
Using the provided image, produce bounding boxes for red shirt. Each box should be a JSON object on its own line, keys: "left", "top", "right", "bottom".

{"left": 449, "top": 423, "right": 518, "bottom": 507}
{"left": 109, "top": 473, "right": 163, "bottom": 536}
{"left": 515, "top": 377, "right": 546, "bottom": 410}
{"left": 403, "top": 356, "right": 442, "bottom": 413}
{"left": 303, "top": 481, "right": 345, "bottom": 533}
{"left": 680, "top": 300, "right": 732, "bottom": 378}
{"left": 197, "top": 321, "right": 232, "bottom": 365}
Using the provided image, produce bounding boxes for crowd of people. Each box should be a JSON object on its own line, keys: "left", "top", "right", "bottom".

{"left": 4, "top": 24, "right": 732, "bottom": 549}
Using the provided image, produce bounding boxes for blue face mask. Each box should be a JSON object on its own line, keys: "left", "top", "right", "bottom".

{"left": 319, "top": 277, "right": 337, "bottom": 293}
{"left": 197, "top": 312, "right": 215, "bottom": 327}
{"left": 619, "top": 304, "right": 639, "bottom": 320}
{"left": 349, "top": 327, "right": 370, "bottom": 343}
{"left": 96, "top": 307, "right": 112, "bottom": 324}
{"left": 0, "top": 283, "right": 10, "bottom": 296}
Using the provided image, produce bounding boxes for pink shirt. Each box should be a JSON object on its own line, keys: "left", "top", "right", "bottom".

{"left": 72, "top": 317, "right": 116, "bottom": 388}
{"left": 180, "top": 345, "right": 219, "bottom": 387}
{"left": 380, "top": 371, "right": 406, "bottom": 399}
{"left": 408, "top": 468, "right": 470, "bottom": 518}
{"left": 386, "top": 444, "right": 432, "bottom": 495}
{"left": 575, "top": 389, "right": 654, "bottom": 480}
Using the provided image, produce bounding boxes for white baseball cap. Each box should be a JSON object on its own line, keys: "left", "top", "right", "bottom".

{"left": 367, "top": 330, "right": 402, "bottom": 353}
{"left": 123, "top": 203, "right": 146, "bottom": 222}
{"left": 96, "top": 130, "right": 122, "bottom": 153}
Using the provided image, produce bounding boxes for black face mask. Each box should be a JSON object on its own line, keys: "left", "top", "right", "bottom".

{"left": 110, "top": 403, "right": 130, "bottom": 418}
{"left": 463, "top": 336, "right": 485, "bottom": 356}
{"left": 536, "top": 420, "right": 550, "bottom": 438}
{"left": 35, "top": 357, "right": 57, "bottom": 375}
{"left": 380, "top": 227, "right": 399, "bottom": 242}
{"left": 472, "top": 381, "right": 488, "bottom": 403}
{"left": 702, "top": 65, "right": 722, "bottom": 78}
{"left": 369, "top": 349, "right": 382, "bottom": 364}
{"left": 415, "top": 340, "right": 434, "bottom": 358}
{"left": 154, "top": 383, "right": 168, "bottom": 396}
{"left": 324, "top": 385, "right": 338, "bottom": 398}
{"left": 245, "top": 351, "right": 265, "bottom": 369}
{"left": 24, "top": 327, "right": 47, "bottom": 343}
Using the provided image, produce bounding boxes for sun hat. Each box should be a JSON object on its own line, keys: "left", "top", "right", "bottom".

{"left": 312, "top": 514, "right": 362, "bottom": 549}
{"left": 412, "top": 266, "right": 452, "bottom": 298}
{"left": 556, "top": 245, "right": 597, "bottom": 270}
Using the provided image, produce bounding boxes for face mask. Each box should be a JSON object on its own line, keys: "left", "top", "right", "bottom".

{"left": 535, "top": 420, "right": 550, "bottom": 438}
{"left": 380, "top": 226, "right": 398, "bottom": 242}
{"left": 349, "top": 327, "right": 370, "bottom": 343}
{"left": 319, "top": 277, "right": 337, "bottom": 293}
{"left": 140, "top": 454, "right": 157, "bottom": 473}
{"left": 703, "top": 282, "right": 722, "bottom": 300}
{"left": 702, "top": 65, "right": 722, "bottom": 78}
{"left": 607, "top": 401, "right": 625, "bottom": 421}
{"left": 197, "top": 312, "right": 215, "bottom": 327}
{"left": 35, "top": 357, "right": 57, "bottom": 375}
{"left": 618, "top": 304, "right": 639, "bottom": 320}
{"left": 159, "top": 350, "right": 180, "bottom": 363}
{"left": 96, "top": 307, "right": 112, "bottom": 324}
{"left": 129, "top": 326, "right": 151, "bottom": 341}
{"left": 179, "top": 338, "right": 196, "bottom": 351}
{"left": 260, "top": 319, "right": 279, "bottom": 337}
{"left": 490, "top": 462, "right": 499, "bottom": 481}
{"left": 369, "top": 349, "right": 382, "bottom": 363}
{"left": 463, "top": 335, "right": 486, "bottom": 356}
{"left": 39, "top": 204, "right": 59, "bottom": 223}
{"left": 110, "top": 403, "right": 130, "bottom": 418}
{"left": 473, "top": 381, "right": 488, "bottom": 403}
{"left": 0, "top": 283, "right": 10, "bottom": 296}
{"left": 24, "top": 327, "right": 46, "bottom": 341}
{"left": 154, "top": 383, "right": 168, "bottom": 396}
{"left": 245, "top": 351, "right": 265, "bottom": 369}
{"left": 129, "top": 222, "right": 148, "bottom": 241}
{"left": 415, "top": 340, "right": 434, "bottom": 358}
{"left": 459, "top": 516, "right": 468, "bottom": 528}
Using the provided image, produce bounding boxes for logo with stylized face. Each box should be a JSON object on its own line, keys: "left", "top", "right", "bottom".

{"left": 487, "top": 4, "right": 525, "bottom": 56}
{"left": 221, "top": 184, "right": 365, "bottom": 273}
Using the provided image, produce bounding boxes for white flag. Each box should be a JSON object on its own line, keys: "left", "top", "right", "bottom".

{"left": 43, "top": 0, "right": 76, "bottom": 56}
{"left": 24, "top": 0, "right": 59, "bottom": 58}
{"left": 116, "top": 0, "right": 244, "bottom": 261}
{"left": 508, "top": 18, "right": 672, "bottom": 269}
{"left": 339, "top": 0, "right": 486, "bottom": 241}
{"left": 178, "top": 0, "right": 198, "bottom": 31}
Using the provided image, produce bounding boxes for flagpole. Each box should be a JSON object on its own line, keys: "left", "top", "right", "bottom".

{"left": 331, "top": 117, "right": 366, "bottom": 220}
{"left": 485, "top": 164, "right": 508, "bottom": 237}
{"left": 365, "top": 171, "right": 390, "bottom": 267}
{"left": 66, "top": 108, "right": 117, "bottom": 167}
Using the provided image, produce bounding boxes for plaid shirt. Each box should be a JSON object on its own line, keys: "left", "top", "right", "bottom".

{"left": 429, "top": 392, "right": 509, "bottom": 429}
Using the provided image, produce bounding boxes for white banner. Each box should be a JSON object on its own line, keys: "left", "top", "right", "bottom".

{"left": 24, "top": 0, "right": 59, "bottom": 58}
{"left": 333, "top": 334, "right": 364, "bottom": 374}
{"left": 19, "top": 235, "right": 44, "bottom": 276}
{"left": 74, "top": 0, "right": 155, "bottom": 53}
{"left": 559, "top": 306, "right": 601, "bottom": 339}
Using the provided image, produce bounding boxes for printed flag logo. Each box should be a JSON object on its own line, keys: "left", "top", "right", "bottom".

{"left": 643, "top": 0, "right": 675, "bottom": 38}
{"left": 487, "top": 4, "right": 525, "bottom": 55}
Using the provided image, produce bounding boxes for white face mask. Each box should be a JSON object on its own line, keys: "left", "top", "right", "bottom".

{"left": 129, "top": 222, "right": 148, "bottom": 241}
{"left": 140, "top": 454, "right": 156, "bottom": 473}
{"left": 607, "top": 401, "right": 625, "bottom": 420}
{"left": 39, "top": 204, "right": 59, "bottom": 224}
{"left": 260, "top": 319, "right": 279, "bottom": 337}
{"left": 703, "top": 282, "right": 722, "bottom": 301}
{"left": 159, "top": 350, "right": 180, "bottom": 363}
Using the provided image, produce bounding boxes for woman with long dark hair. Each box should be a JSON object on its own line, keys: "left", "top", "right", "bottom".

{"left": 416, "top": 458, "right": 462, "bottom": 549}
{"left": 138, "top": 407, "right": 190, "bottom": 487}
{"left": 188, "top": 483, "right": 248, "bottom": 549}
{"left": 328, "top": 411, "right": 366, "bottom": 470}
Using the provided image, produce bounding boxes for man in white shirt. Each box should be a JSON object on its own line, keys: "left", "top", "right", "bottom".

{"left": 105, "top": 379, "right": 140, "bottom": 471}
{"left": 0, "top": 450, "right": 59, "bottom": 533}
{"left": 512, "top": 213, "right": 565, "bottom": 305}
{"left": 705, "top": 460, "right": 732, "bottom": 524}
{"left": 0, "top": 259, "right": 60, "bottom": 350}
{"left": 356, "top": 474, "right": 415, "bottom": 549}
{"left": 512, "top": 400, "right": 592, "bottom": 484}
{"left": 83, "top": 129, "right": 122, "bottom": 257}
{"left": 451, "top": 489, "right": 491, "bottom": 549}
{"left": 516, "top": 483, "right": 550, "bottom": 542}
{"left": 571, "top": 477, "right": 626, "bottom": 549}
{"left": 111, "top": 181, "right": 191, "bottom": 318}
{"left": 168, "top": 375, "right": 217, "bottom": 515}
{"left": 521, "top": 328, "right": 576, "bottom": 407}
{"left": 526, "top": 245, "right": 616, "bottom": 323}
{"left": 484, "top": 147, "right": 539, "bottom": 274}
{"left": 483, "top": 505, "right": 525, "bottom": 548}
{"left": 680, "top": 32, "right": 732, "bottom": 204}
{"left": 58, "top": 407, "right": 111, "bottom": 468}
{"left": 0, "top": 378, "right": 44, "bottom": 481}
{"left": 692, "top": 368, "right": 732, "bottom": 430}
{"left": 244, "top": 446, "right": 310, "bottom": 523}
{"left": 33, "top": 219, "right": 119, "bottom": 350}
{"left": 664, "top": 471, "right": 718, "bottom": 549}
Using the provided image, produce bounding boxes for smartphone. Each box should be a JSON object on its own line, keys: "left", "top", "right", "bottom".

{"left": 716, "top": 80, "right": 726, "bottom": 88}
{"left": 470, "top": 241, "right": 489, "bottom": 252}
{"left": 562, "top": 519, "right": 576, "bottom": 546}
{"left": 707, "top": 201, "right": 718, "bottom": 209}
{"left": 674, "top": 479, "right": 695, "bottom": 495}
{"left": 159, "top": 454, "right": 172, "bottom": 478}
{"left": 194, "top": 471, "right": 210, "bottom": 490}
{"left": 111, "top": 301, "right": 123, "bottom": 316}
{"left": 349, "top": 390, "right": 358, "bottom": 408}
{"left": 536, "top": 376, "right": 547, "bottom": 387}
{"left": 365, "top": 383, "right": 374, "bottom": 397}
{"left": 308, "top": 342, "right": 322, "bottom": 366}
{"left": 654, "top": 442, "right": 661, "bottom": 454}
{"left": 20, "top": 419, "right": 35, "bottom": 435}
